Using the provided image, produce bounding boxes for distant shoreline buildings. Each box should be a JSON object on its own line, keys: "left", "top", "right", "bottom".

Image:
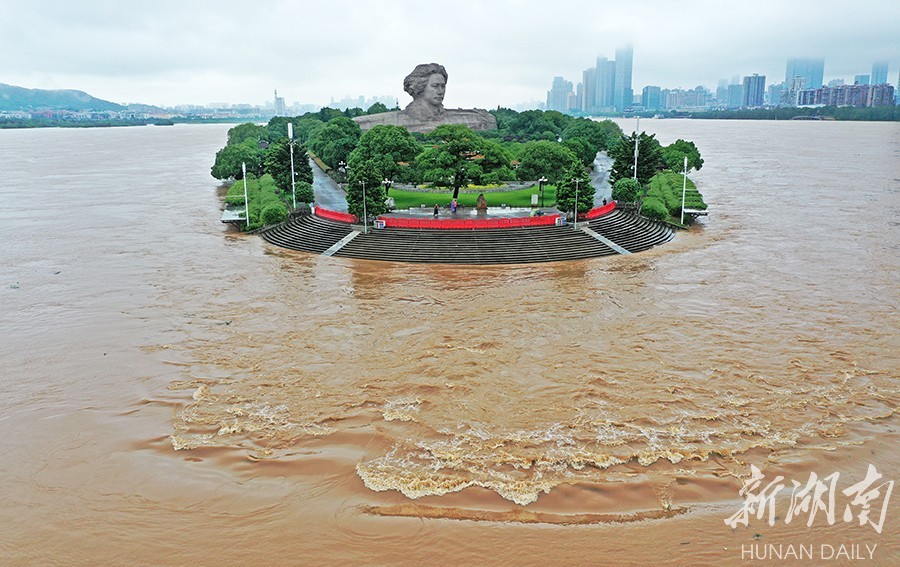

{"left": 544, "top": 52, "right": 896, "bottom": 114}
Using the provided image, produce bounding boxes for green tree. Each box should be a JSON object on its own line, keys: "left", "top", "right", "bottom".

{"left": 562, "top": 136, "right": 596, "bottom": 167}
{"left": 346, "top": 170, "right": 387, "bottom": 225}
{"left": 366, "top": 102, "right": 390, "bottom": 114}
{"left": 211, "top": 139, "right": 265, "bottom": 180}
{"left": 315, "top": 107, "right": 344, "bottom": 122}
{"left": 308, "top": 116, "right": 361, "bottom": 169}
{"left": 417, "top": 124, "right": 505, "bottom": 199}
{"left": 555, "top": 162, "right": 594, "bottom": 216}
{"left": 503, "top": 110, "right": 563, "bottom": 142}
{"left": 347, "top": 125, "right": 421, "bottom": 188}
{"left": 561, "top": 118, "right": 622, "bottom": 152}
{"left": 660, "top": 139, "right": 704, "bottom": 172}
{"left": 515, "top": 140, "right": 582, "bottom": 184}
{"left": 264, "top": 140, "right": 314, "bottom": 197}
{"left": 608, "top": 132, "right": 663, "bottom": 185}
{"left": 611, "top": 178, "right": 642, "bottom": 203}
{"left": 226, "top": 122, "right": 268, "bottom": 146}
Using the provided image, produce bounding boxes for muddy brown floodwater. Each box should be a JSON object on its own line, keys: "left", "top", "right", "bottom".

{"left": 1, "top": 120, "right": 897, "bottom": 565}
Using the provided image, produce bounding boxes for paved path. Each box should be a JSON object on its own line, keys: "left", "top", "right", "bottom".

{"left": 591, "top": 151, "right": 613, "bottom": 206}
{"left": 310, "top": 158, "right": 348, "bottom": 212}
{"left": 580, "top": 225, "right": 631, "bottom": 254}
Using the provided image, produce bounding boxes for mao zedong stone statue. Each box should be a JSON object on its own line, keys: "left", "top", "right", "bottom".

{"left": 354, "top": 63, "right": 497, "bottom": 133}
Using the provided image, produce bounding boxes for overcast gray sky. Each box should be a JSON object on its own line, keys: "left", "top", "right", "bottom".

{"left": 2, "top": 0, "right": 898, "bottom": 108}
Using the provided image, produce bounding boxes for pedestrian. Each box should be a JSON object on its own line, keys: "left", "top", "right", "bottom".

{"left": 450, "top": 198, "right": 457, "bottom": 213}
{"left": 433, "top": 203, "right": 439, "bottom": 218}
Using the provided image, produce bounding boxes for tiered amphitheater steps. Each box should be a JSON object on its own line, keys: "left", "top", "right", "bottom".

{"left": 260, "top": 215, "right": 353, "bottom": 253}
{"left": 587, "top": 209, "right": 674, "bottom": 253}
{"left": 261, "top": 210, "right": 674, "bottom": 264}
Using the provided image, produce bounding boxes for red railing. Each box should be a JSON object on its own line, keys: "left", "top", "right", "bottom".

{"left": 315, "top": 206, "right": 357, "bottom": 224}
{"left": 378, "top": 214, "right": 561, "bottom": 230}
{"left": 315, "top": 202, "right": 614, "bottom": 229}
{"left": 582, "top": 201, "right": 616, "bottom": 220}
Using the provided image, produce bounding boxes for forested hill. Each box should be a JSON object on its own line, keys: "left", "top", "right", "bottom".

{"left": 0, "top": 83, "right": 124, "bottom": 111}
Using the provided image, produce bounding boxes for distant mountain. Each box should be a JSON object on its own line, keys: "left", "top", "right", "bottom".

{"left": 0, "top": 83, "right": 125, "bottom": 112}
{"left": 125, "top": 102, "right": 169, "bottom": 114}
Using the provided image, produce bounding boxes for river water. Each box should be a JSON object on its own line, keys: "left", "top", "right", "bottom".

{"left": 1, "top": 120, "right": 897, "bottom": 565}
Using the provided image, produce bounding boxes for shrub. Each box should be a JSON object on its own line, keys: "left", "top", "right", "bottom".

{"left": 261, "top": 203, "right": 288, "bottom": 225}
{"left": 641, "top": 197, "right": 668, "bottom": 220}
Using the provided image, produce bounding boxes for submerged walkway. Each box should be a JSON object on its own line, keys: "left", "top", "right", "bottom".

{"left": 261, "top": 209, "right": 673, "bottom": 264}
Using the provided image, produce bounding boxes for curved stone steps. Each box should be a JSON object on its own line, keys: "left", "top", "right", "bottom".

{"left": 335, "top": 225, "right": 617, "bottom": 264}
{"left": 261, "top": 215, "right": 353, "bottom": 253}
{"left": 260, "top": 210, "right": 675, "bottom": 264}
{"left": 587, "top": 209, "right": 674, "bottom": 253}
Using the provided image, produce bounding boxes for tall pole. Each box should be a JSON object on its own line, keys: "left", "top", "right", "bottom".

{"left": 573, "top": 178, "right": 579, "bottom": 230}
{"left": 287, "top": 122, "right": 296, "bottom": 210}
{"left": 242, "top": 162, "right": 250, "bottom": 229}
{"left": 362, "top": 180, "right": 368, "bottom": 234}
{"left": 680, "top": 155, "right": 688, "bottom": 225}
{"left": 633, "top": 116, "right": 640, "bottom": 181}
{"left": 539, "top": 176, "right": 547, "bottom": 207}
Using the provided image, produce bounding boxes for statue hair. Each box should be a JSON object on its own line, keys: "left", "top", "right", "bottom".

{"left": 403, "top": 63, "right": 448, "bottom": 98}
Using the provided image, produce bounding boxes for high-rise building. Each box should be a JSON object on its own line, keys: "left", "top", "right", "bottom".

{"left": 854, "top": 74, "right": 870, "bottom": 85}
{"left": 767, "top": 82, "right": 785, "bottom": 106}
{"left": 716, "top": 79, "right": 729, "bottom": 106}
{"left": 742, "top": 74, "right": 766, "bottom": 107}
{"left": 871, "top": 61, "right": 888, "bottom": 85}
{"left": 273, "top": 90, "right": 286, "bottom": 116}
{"left": 581, "top": 67, "right": 597, "bottom": 113}
{"left": 798, "top": 84, "right": 895, "bottom": 107}
{"left": 546, "top": 77, "right": 574, "bottom": 112}
{"left": 726, "top": 84, "right": 743, "bottom": 108}
{"left": 642, "top": 86, "right": 662, "bottom": 111}
{"left": 614, "top": 46, "right": 634, "bottom": 112}
{"left": 595, "top": 57, "right": 616, "bottom": 111}
{"left": 785, "top": 58, "right": 824, "bottom": 90}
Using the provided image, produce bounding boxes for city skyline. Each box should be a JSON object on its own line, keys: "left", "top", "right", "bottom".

{"left": 1, "top": 0, "right": 898, "bottom": 109}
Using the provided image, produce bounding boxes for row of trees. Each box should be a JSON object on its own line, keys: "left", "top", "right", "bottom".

{"left": 608, "top": 130, "right": 706, "bottom": 222}
{"left": 212, "top": 108, "right": 625, "bottom": 226}
{"left": 212, "top": 107, "right": 710, "bottom": 228}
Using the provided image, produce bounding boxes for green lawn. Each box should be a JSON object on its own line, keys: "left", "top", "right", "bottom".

{"left": 388, "top": 185, "right": 557, "bottom": 210}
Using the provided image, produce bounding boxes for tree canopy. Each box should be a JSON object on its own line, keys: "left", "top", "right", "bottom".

{"left": 417, "top": 124, "right": 513, "bottom": 199}
{"left": 226, "top": 122, "right": 268, "bottom": 146}
{"left": 308, "top": 116, "right": 361, "bottom": 169}
{"left": 555, "top": 161, "right": 594, "bottom": 216}
{"left": 608, "top": 132, "right": 663, "bottom": 185}
{"left": 211, "top": 138, "right": 266, "bottom": 180}
{"left": 660, "top": 139, "right": 704, "bottom": 172}
{"left": 561, "top": 118, "right": 622, "bottom": 152}
{"left": 347, "top": 125, "right": 421, "bottom": 185}
{"left": 263, "top": 140, "right": 314, "bottom": 205}
{"left": 611, "top": 178, "right": 642, "bottom": 203}
{"left": 515, "top": 140, "right": 582, "bottom": 184}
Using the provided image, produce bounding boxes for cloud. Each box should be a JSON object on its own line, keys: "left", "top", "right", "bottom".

{"left": 1, "top": 0, "right": 897, "bottom": 107}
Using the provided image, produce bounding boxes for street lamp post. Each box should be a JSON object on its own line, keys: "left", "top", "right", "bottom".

{"left": 287, "top": 122, "right": 296, "bottom": 209}
{"left": 680, "top": 155, "right": 688, "bottom": 225}
{"left": 361, "top": 180, "right": 368, "bottom": 234}
{"left": 633, "top": 116, "right": 640, "bottom": 181}
{"left": 241, "top": 161, "right": 250, "bottom": 230}
{"left": 573, "top": 178, "right": 580, "bottom": 230}
{"left": 538, "top": 176, "right": 547, "bottom": 208}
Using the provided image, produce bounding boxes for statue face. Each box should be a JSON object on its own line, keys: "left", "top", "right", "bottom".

{"left": 421, "top": 73, "right": 446, "bottom": 107}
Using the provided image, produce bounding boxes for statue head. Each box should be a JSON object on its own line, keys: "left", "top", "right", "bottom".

{"left": 403, "top": 63, "right": 448, "bottom": 111}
